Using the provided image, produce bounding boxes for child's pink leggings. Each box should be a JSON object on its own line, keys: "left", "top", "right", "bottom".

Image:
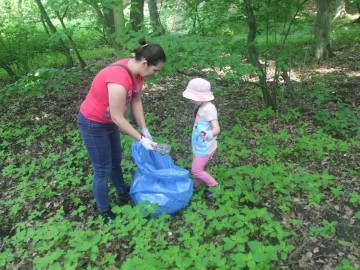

{"left": 191, "top": 153, "right": 218, "bottom": 188}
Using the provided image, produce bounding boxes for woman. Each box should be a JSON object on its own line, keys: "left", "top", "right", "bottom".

{"left": 77, "top": 39, "right": 166, "bottom": 223}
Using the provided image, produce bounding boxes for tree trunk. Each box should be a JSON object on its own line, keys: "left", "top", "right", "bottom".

{"left": 280, "top": 68, "right": 300, "bottom": 107}
{"left": 148, "top": 0, "right": 165, "bottom": 35}
{"left": 84, "top": 0, "right": 123, "bottom": 55}
{"left": 130, "top": 0, "right": 145, "bottom": 31}
{"left": 34, "top": 0, "right": 73, "bottom": 68}
{"left": 315, "top": 0, "right": 335, "bottom": 60}
{"left": 35, "top": 0, "right": 74, "bottom": 67}
{"left": 40, "top": 16, "right": 51, "bottom": 37}
{"left": 55, "top": 11, "right": 86, "bottom": 69}
{"left": 0, "top": 59, "right": 18, "bottom": 80}
{"left": 113, "top": 0, "right": 126, "bottom": 57}
{"left": 104, "top": 6, "right": 115, "bottom": 35}
{"left": 243, "top": 0, "right": 277, "bottom": 110}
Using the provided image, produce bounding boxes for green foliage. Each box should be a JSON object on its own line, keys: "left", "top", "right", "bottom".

{"left": 335, "top": 259, "right": 358, "bottom": 270}
{"left": 293, "top": 130, "right": 349, "bottom": 161}
{"left": 313, "top": 105, "right": 359, "bottom": 138}
{"left": 333, "top": 12, "right": 360, "bottom": 44}
{"left": 1, "top": 80, "right": 358, "bottom": 269}
{"left": 349, "top": 193, "right": 360, "bottom": 205}
{"left": 0, "top": 1, "right": 359, "bottom": 269}
{"left": 309, "top": 75, "right": 360, "bottom": 139}
{"left": 0, "top": 1, "right": 49, "bottom": 76}
{"left": 310, "top": 220, "right": 338, "bottom": 238}
{"left": 156, "top": 34, "right": 253, "bottom": 84}
{"left": 280, "top": 108, "right": 301, "bottom": 123}
{"left": 1, "top": 67, "right": 81, "bottom": 102}
{"left": 0, "top": 21, "right": 49, "bottom": 78}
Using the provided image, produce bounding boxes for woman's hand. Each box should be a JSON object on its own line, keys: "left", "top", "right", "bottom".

{"left": 140, "top": 137, "right": 157, "bottom": 150}
{"left": 140, "top": 128, "right": 153, "bottom": 140}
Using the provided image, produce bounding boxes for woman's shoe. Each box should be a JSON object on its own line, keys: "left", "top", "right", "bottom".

{"left": 100, "top": 208, "right": 116, "bottom": 224}
{"left": 117, "top": 193, "right": 131, "bottom": 206}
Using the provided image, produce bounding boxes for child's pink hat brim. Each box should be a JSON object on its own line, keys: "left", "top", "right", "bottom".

{"left": 182, "top": 78, "right": 214, "bottom": 102}
{"left": 182, "top": 90, "right": 214, "bottom": 101}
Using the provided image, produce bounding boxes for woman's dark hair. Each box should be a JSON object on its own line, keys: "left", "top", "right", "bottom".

{"left": 133, "top": 38, "right": 166, "bottom": 66}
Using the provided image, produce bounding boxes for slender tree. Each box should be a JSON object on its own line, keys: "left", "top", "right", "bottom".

{"left": 34, "top": 0, "right": 73, "bottom": 67}
{"left": 148, "top": 0, "right": 165, "bottom": 35}
{"left": 40, "top": 15, "right": 51, "bottom": 37}
{"left": 130, "top": 0, "right": 145, "bottom": 31}
{"left": 83, "top": 0, "right": 124, "bottom": 56}
{"left": 113, "top": 0, "right": 126, "bottom": 57}
{"left": 242, "top": 0, "right": 307, "bottom": 109}
{"left": 55, "top": 8, "right": 86, "bottom": 68}
{"left": 243, "top": 0, "right": 276, "bottom": 109}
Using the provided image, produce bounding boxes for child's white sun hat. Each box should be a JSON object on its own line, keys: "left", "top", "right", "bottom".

{"left": 182, "top": 78, "right": 214, "bottom": 102}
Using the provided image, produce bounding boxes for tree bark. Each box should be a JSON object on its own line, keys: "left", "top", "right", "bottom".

{"left": 280, "top": 68, "right": 300, "bottom": 107}
{"left": 315, "top": 0, "right": 335, "bottom": 60}
{"left": 0, "top": 59, "right": 18, "bottom": 80}
{"left": 243, "top": 0, "right": 276, "bottom": 110}
{"left": 40, "top": 16, "right": 51, "bottom": 37}
{"left": 34, "top": 0, "right": 73, "bottom": 68}
{"left": 113, "top": 0, "right": 126, "bottom": 57}
{"left": 83, "top": 0, "right": 123, "bottom": 55}
{"left": 130, "top": 0, "right": 145, "bottom": 31}
{"left": 55, "top": 10, "right": 86, "bottom": 69}
{"left": 148, "top": 0, "right": 165, "bottom": 35}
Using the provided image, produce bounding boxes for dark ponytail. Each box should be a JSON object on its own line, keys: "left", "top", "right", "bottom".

{"left": 133, "top": 38, "right": 166, "bottom": 66}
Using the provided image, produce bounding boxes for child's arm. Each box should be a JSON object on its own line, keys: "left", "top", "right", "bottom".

{"left": 210, "top": 119, "right": 220, "bottom": 136}
{"left": 205, "top": 119, "right": 220, "bottom": 141}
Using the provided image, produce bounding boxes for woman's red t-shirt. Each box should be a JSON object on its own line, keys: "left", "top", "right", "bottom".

{"left": 80, "top": 59, "right": 144, "bottom": 123}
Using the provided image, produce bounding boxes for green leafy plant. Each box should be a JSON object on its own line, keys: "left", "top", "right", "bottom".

{"left": 310, "top": 220, "right": 338, "bottom": 238}
{"left": 293, "top": 130, "right": 349, "bottom": 161}
{"left": 1, "top": 15, "right": 359, "bottom": 269}
{"left": 349, "top": 193, "right": 360, "bottom": 205}
{"left": 313, "top": 105, "right": 359, "bottom": 138}
{"left": 310, "top": 79, "right": 333, "bottom": 105}
{"left": 2, "top": 67, "right": 81, "bottom": 102}
{"left": 335, "top": 259, "right": 358, "bottom": 270}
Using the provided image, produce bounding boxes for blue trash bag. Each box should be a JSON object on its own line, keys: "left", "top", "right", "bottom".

{"left": 130, "top": 141, "right": 193, "bottom": 217}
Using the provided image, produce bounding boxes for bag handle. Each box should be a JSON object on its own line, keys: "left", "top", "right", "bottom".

{"left": 109, "top": 64, "right": 134, "bottom": 89}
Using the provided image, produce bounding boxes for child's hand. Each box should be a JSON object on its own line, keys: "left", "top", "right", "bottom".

{"left": 200, "top": 130, "right": 214, "bottom": 141}
{"left": 205, "top": 130, "right": 214, "bottom": 141}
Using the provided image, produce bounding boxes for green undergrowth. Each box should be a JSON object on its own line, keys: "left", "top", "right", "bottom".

{"left": 0, "top": 74, "right": 359, "bottom": 269}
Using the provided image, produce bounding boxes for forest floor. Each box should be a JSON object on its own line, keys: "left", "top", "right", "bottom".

{"left": 141, "top": 43, "right": 360, "bottom": 270}
{"left": 1, "top": 42, "right": 359, "bottom": 269}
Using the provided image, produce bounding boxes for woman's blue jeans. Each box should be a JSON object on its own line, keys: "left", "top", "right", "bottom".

{"left": 77, "top": 112, "right": 128, "bottom": 213}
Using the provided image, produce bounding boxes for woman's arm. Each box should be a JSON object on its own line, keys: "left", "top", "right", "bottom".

{"left": 108, "top": 83, "right": 142, "bottom": 141}
{"left": 130, "top": 93, "right": 146, "bottom": 130}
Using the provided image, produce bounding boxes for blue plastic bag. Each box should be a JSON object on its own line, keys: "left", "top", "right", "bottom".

{"left": 130, "top": 141, "right": 193, "bottom": 217}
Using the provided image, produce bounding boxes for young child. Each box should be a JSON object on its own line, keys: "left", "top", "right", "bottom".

{"left": 182, "top": 78, "right": 221, "bottom": 199}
